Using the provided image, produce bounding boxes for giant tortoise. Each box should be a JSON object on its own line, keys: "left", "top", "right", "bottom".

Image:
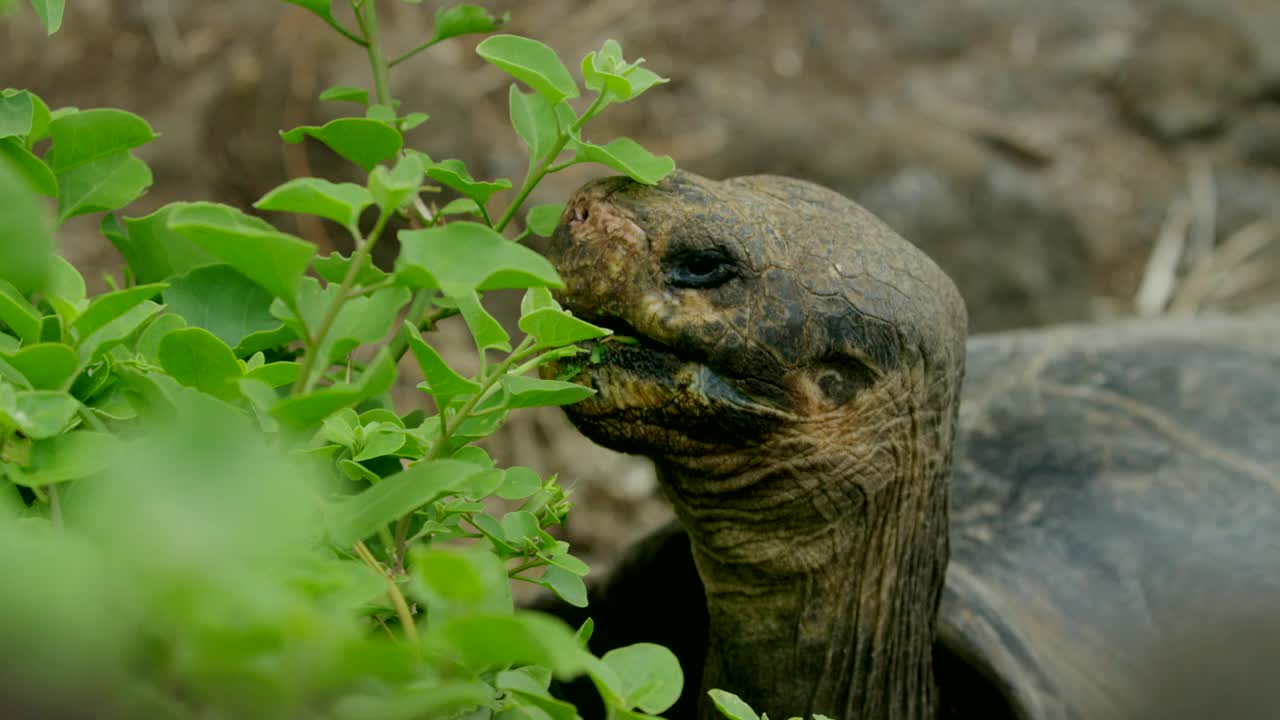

{"left": 534, "top": 171, "right": 1280, "bottom": 720}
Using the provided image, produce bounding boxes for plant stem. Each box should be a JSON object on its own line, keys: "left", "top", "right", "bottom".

{"left": 494, "top": 95, "right": 605, "bottom": 233}
{"left": 386, "top": 291, "right": 433, "bottom": 362}
{"left": 347, "top": 277, "right": 397, "bottom": 299}
{"left": 388, "top": 303, "right": 455, "bottom": 364}
{"left": 435, "top": 336, "right": 537, "bottom": 447}
{"left": 391, "top": 336, "right": 537, "bottom": 568}
{"left": 506, "top": 558, "right": 542, "bottom": 577}
{"left": 355, "top": 540, "right": 420, "bottom": 647}
{"left": 77, "top": 405, "right": 109, "bottom": 432}
{"left": 494, "top": 140, "right": 565, "bottom": 233}
{"left": 353, "top": 0, "right": 394, "bottom": 108}
{"left": 48, "top": 484, "right": 61, "bottom": 529}
{"left": 293, "top": 209, "right": 393, "bottom": 394}
{"left": 325, "top": 16, "right": 369, "bottom": 48}
{"left": 389, "top": 38, "right": 441, "bottom": 68}
{"left": 508, "top": 350, "right": 556, "bottom": 379}
{"left": 411, "top": 195, "right": 436, "bottom": 227}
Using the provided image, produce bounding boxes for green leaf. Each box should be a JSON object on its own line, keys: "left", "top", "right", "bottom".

{"left": 325, "top": 458, "right": 485, "bottom": 546}
{"left": 498, "top": 667, "right": 554, "bottom": 696}
{"left": 581, "top": 39, "right": 669, "bottom": 104}
{"left": 330, "top": 685, "right": 494, "bottom": 720}
{"left": 451, "top": 444, "right": 494, "bottom": 468}
{"left": 313, "top": 252, "right": 387, "bottom": 287}
{"left": 27, "top": 0, "right": 65, "bottom": 34}
{"left": 457, "top": 467, "right": 506, "bottom": 498}
{"left": 431, "top": 4, "right": 506, "bottom": 43}
{"left": 553, "top": 100, "right": 578, "bottom": 134}
{"left": 319, "top": 85, "right": 370, "bottom": 105}
{"left": 133, "top": 313, "right": 186, "bottom": 365}
{"left": 396, "top": 222, "right": 561, "bottom": 295}
{"left": 438, "top": 198, "right": 481, "bottom": 217}
{"left": 410, "top": 547, "right": 493, "bottom": 604}
{"left": 476, "top": 35, "right": 580, "bottom": 105}
{"left": 243, "top": 361, "right": 300, "bottom": 388}
{"left": 0, "top": 153, "right": 53, "bottom": 295}
{"left": 509, "top": 85, "right": 558, "bottom": 160}
{"left": 429, "top": 612, "right": 587, "bottom": 677}
{"left": 44, "top": 255, "right": 85, "bottom": 308}
{"left": 571, "top": 137, "right": 674, "bottom": 185}
{"left": 455, "top": 290, "right": 510, "bottom": 353}
{"left": 574, "top": 618, "right": 594, "bottom": 647}
{"left": 399, "top": 112, "right": 429, "bottom": 131}
{"left": 708, "top": 690, "right": 760, "bottom": 720}
{"left": 521, "top": 287, "right": 560, "bottom": 315}
{"left": 0, "top": 138, "right": 57, "bottom": 196}
{"left": 501, "top": 510, "right": 540, "bottom": 544}
{"left": 0, "top": 90, "right": 34, "bottom": 138}
{"left": 502, "top": 374, "right": 594, "bottom": 408}
{"left": 157, "top": 327, "right": 244, "bottom": 401}
{"left": 369, "top": 153, "right": 424, "bottom": 213}
{"left": 538, "top": 565, "right": 588, "bottom": 608}
{"left": 102, "top": 204, "right": 219, "bottom": 284}
{"left": 77, "top": 301, "right": 162, "bottom": 363}
{"left": 46, "top": 109, "right": 156, "bottom": 174}
{"left": 321, "top": 409, "right": 359, "bottom": 449}
{"left": 405, "top": 322, "right": 481, "bottom": 403}
{"left": 605, "top": 643, "right": 683, "bottom": 714}
{"left": 507, "top": 689, "right": 582, "bottom": 720}
{"left": 496, "top": 466, "right": 541, "bottom": 500}
{"left": 39, "top": 315, "right": 62, "bottom": 344}
{"left": 285, "top": 0, "right": 335, "bottom": 21}
{"left": 287, "top": 280, "right": 410, "bottom": 362}
{"left": 10, "top": 431, "right": 121, "bottom": 486}
{"left": 14, "top": 90, "right": 52, "bottom": 146}
{"left": 55, "top": 151, "right": 153, "bottom": 221}
{"left": 366, "top": 103, "right": 396, "bottom": 124}
{"left": 270, "top": 349, "right": 396, "bottom": 430}
{"left": 471, "top": 512, "right": 513, "bottom": 550}
{"left": 338, "top": 458, "right": 380, "bottom": 484}
{"left": 38, "top": 256, "right": 82, "bottom": 339}
{"left": 2, "top": 343, "right": 78, "bottom": 390}
{"left": 353, "top": 424, "right": 405, "bottom": 461}
{"left": 547, "top": 550, "right": 590, "bottom": 577}
{"left": 0, "top": 388, "right": 78, "bottom": 438}
{"left": 164, "top": 264, "right": 288, "bottom": 355}
{"left": 519, "top": 307, "right": 610, "bottom": 349}
{"left": 70, "top": 283, "right": 166, "bottom": 343}
{"left": 360, "top": 408, "right": 404, "bottom": 428}
{"left": 167, "top": 203, "right": 316, "bottom": 306}
{"left": 525, "top": 203, "right": 564, "bottom": 238}
{"left": 426, "top": 158, "right": 511, "bottom": 208}
{"left": 254, "top": 178, "right": 373, "bottom": 230}
{"left": 280, "top": 118, "right": 403, "bottom": 172}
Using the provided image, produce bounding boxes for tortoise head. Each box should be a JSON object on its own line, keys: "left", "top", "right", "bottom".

{"left": 542, "top": 170, "right": 967, "bottom": 572}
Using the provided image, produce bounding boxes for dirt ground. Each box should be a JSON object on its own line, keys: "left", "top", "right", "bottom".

{"left": 4, "top": 0, "right": 1278, "bottom": 572}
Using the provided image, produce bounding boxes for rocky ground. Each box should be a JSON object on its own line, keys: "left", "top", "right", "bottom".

{"left": 4, "top": 0, "right": 1278, "bottom": 572}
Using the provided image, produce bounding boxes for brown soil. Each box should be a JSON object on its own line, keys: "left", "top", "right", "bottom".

{"left": 4, "top": 0, "right": 1278, "bottom": 572}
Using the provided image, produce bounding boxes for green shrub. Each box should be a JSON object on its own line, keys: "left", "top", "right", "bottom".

{"left": 0, "top": 2, "right": 683, "bottom": 718}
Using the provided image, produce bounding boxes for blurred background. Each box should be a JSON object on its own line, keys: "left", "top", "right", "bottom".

{"left": 3, "top": 0, "right": 1278, "bottom": 569}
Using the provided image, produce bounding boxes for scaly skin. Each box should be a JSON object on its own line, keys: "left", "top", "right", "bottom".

{"left": 541, "top": 170, "right": 967, "bottom": 720}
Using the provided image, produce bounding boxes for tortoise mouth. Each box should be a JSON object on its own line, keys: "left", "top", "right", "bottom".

{"left": 541, "top": 316, "right": 787, "bottom": 454}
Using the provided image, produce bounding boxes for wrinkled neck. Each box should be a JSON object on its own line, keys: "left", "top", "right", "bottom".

{"left": 660, "top": 440, "right": 949, "bottom": 720}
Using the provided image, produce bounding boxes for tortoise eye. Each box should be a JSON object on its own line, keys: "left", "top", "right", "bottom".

{"left": 665, "top": 248, "right": 738, "bottom": 289}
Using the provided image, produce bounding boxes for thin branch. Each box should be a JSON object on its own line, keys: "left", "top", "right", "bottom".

{"left": 1134, "top": 199, "right": 1191, "bottom": 317}
{"left": 389, "top": 38, "right": 442, "bottom": 68}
